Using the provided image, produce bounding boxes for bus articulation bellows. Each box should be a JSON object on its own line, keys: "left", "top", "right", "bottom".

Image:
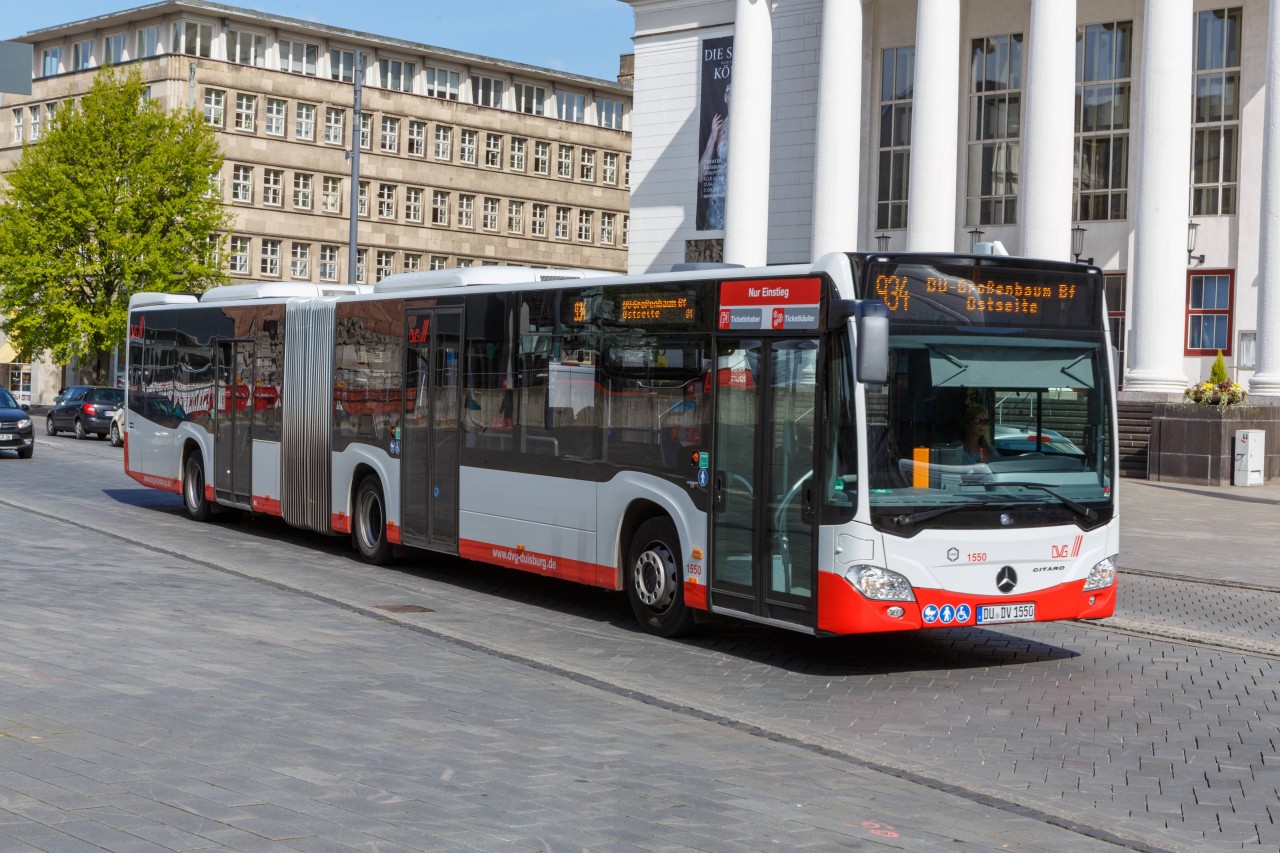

{"left": 123, "top": 253, "right": 1119, "bottom": 637}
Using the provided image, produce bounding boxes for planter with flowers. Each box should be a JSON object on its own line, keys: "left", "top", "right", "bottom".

{"left": 1148, "top": 353, "right": 1280, "bottom": 485}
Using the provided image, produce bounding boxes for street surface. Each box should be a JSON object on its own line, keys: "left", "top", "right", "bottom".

{"left": 1, "top": 436, "right": 1278, "bottom": 851}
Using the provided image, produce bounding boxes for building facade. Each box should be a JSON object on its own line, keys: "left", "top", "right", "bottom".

{"left": 622, "top": 0, "right": 1280, "bottom": 397}
{"left": 0, "top": 0, "right": 633, "bottom": 404}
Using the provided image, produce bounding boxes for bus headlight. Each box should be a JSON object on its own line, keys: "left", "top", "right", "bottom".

{"left": 1082, "top": 555, "right": 1118, "bottom": 591}
{"left": 846, "top": 565, "right": 915, "bottom": 601}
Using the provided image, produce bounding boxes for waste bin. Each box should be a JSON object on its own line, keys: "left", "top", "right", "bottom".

{"left": 1233, "top": 429, "right": 1264, "bottom": 486}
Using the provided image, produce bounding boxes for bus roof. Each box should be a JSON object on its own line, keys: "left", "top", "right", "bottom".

{"left": 370, "top": 265, "right": 613, "bottom": 295}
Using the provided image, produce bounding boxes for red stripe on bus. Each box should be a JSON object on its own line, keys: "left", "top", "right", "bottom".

{"left": 252, "top": 496, "right": 283, "bottom": 516}
{"left": 817, "top": 572, "right": 1117, "bottom": 635}
{"left": 387, "top": 521, "right": 402, "bottom": 545}
{"left": 683, "top": 580, "right": 708, "bottom": 611}
{"left": 125, "top": 468, "right": 182, "bottom": 494}
{"left": 459, "top": 539, "right": 615, "bottom": 589}
{"left": 331, "top": 513, "right": 350, "bottom": 534}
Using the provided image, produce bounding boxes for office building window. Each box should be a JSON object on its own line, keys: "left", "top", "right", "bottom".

{"left": 73, "top": 40, "right": 93, "bottom": 71}
{"left": 601, "top": 212, "right": 615, "bottom": 245}
{"left": 319, "top": 245, "right": 339, "bottom": 281}
{"left": 40, "top": 48, "right": 60, "bottom": 77}
{"left": 293, "top": 173, "right": 313, "bottom": 209}
{"left": 1186, "top": 271, "right": 1234, "bottom": 355}
{"left": 376, "top": 250, "right": 394, "bottom": 282}
{"left": 11, "top": 109, "right": 21, "bottom": 144}
{"left": 878, "top": 46, "right": 914, "bottom": 230}
{"left": 472, "top": 75, "right": 504, "bottom": 108}
{"left": 260, "top": 239, "right": 281, "bottom": 277}
{"left": 577, "top": 210, "right": 594, "bottom": 242}
{"left": 280, "top": 40, "right": 319, "bottom": 76}
{"left": 324, "top": 108, "right": 344, "bottom": 145}
{"left": 460, "top": 129, "right": 477, "bottom": 164}
{"left": 360, "top": 115, "right": 372, "bottom": 150}
{"left": 378, "top": 184, "right": 396, "bottom": 219}
{"left": 510, "top": 137, "right": 527, "bottom": 171}
{"left": 625, "top": 155, "right": 631, "bottom": 188}
{"left": 406, "top": 187, "right": 423, "bottom": 222}
{"left": 425, "top": 66, "right": 460, "bottom": 100}
{"left": 580, "top": 149, "right": 596, "bottom": 182}
{"left": 381, "top": 116, "right": 399, "bottom": 152}
{"left": 596, "top": 98, "right": 624, "bottom": 129}
{"left": 231, "top": 165, "right": 253, "bottom": 202}
{"left": 103, "top": 33, "right": 126, "bottom": 66}
{"left": 403, "top": 253, "right": 421, "bottom": 273}
{"left": 290, "top": 243, "right": 310, "bottom": 279}
{"left": 434, "top": 125, "right": 452, "bottom": 160}
{"left": 295, "top": 103, "right": 315, "bottom": 140}
{"left": 507, "top": 201, "right": 524, "bottom": 234}
{"left": 432, "top": 190, "right": 449, "bottom": 225}
{"left": 1074, "top": 22, "right": 1132, "bottom": 221}
{"left": 203, "top": 89, "right": 225, "bottom": 127}
{"left": 381, "top": 59, "right": 416, "bottom": 93}
{"left": 457, "top": 194, "right": 475, "bottom": 228}
{"left": 1192, "top": 7, "right": 1242, "bottom": 216}
{"left": 330, "top": 49, "right": 356, "bottom": 83}
{"left": 557, "top": 91, "right": 585, "bottom": 122}
{"left": 534, "top": 141, "right": 550, "bottom": 175}
{"left": 322, "top": 176, "right": 342, "bottom": 213}
{"left": 408, "top": 121, "right": 425, "bottom": 156}
{"left": 602, "top": 151, "right": 618, "bottom": 185}
{"left": 557, "top": 145, "right": 573, "bottom": 178}
{"left": 555, "top": 206, "right": 571, "bottom": 239}
{"left": 262, "top": 169, "right": 283, "bottom": 207}
{"left": 531, "top": 204, "right": 548, "bottom": 237}
{"left": 265, "top": 98, "right": 286, "bottom": 136}
{"left": 515, "top": 83, "right": 546, "bottom": 115}
{"left": 235, "top": 94, "right": 256, "bottom": 132}
{"left": 28, "top": 106, "right": 40, "bottom": 141}
{"left": 136, "top": 27, "right": 161, "bottom": 59}
{"left": 623, "top": 215, "right": 629, "bottom": 246}
{"left": 358, "top": 181, "right": 369, "bottom": 217}
{"left": 430, "top": 256, "right": 448, "bottom": 270}
{"left": 356, "top": 249, "right": 367, "bottom": 284}
{"left": 967, "top": 33, "right": 1023, "bottom": 226}
{"left": 172, "top": 21, "right": 213, "bottom": 58}
{"left": 230, "top": 30, "right": 267, "bottom": 67}
{"left": 229, "top": 236, "right": 250, "bottom": 274}
{"left": 483, "top": 197, "right": 499, "bottom": 231}
{"left": 485, "top": 133, "right": 502, "bottom": 168}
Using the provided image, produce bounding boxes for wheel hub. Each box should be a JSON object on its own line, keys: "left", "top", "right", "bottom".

{"left": 634, "top": 544, "right": 677, "bottom": 610}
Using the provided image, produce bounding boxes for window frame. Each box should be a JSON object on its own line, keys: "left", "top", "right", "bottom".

{"left": 1185, "top": 269, "right": 1234, "bottom": 356}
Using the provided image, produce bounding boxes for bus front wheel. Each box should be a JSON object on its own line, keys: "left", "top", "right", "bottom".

{"left": 353, "top": 476, "right": 393, "bottom": 565}
{"left": 183, "top": 453, "right": 213, "bottom": 522}
{"left": 626, "top": 517, "right": 694, "bottom": 637}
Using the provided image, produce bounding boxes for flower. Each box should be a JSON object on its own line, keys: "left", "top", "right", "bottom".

{"left": 1184, "top": 379, "right": 1247, "bottom": 410}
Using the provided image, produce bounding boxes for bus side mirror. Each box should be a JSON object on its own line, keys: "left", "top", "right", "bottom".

{"left": 854, "top": 300, "right": 889, "bottom": 385}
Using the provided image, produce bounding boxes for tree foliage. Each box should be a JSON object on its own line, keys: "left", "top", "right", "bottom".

{"left": 1210, "top": 350, "right": 1229, "bottom": 385}
{"left": 0, "top": 65, "right": 229, "bottom": 380}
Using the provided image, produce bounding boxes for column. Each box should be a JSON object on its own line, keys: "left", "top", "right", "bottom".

{"left": 906, "top": 0, "right": 961, "bottom": 252}
{"left": 1124, "top": 0, "right": 1193, "bottom": 392}
{"left": 1019, "top": 0, "right": 1076, "bottom": 261}
{"left": 811, "top": 0, "right": 862, "bottom": 259}
{"left": 1250, "top": 0, "right": 1280, "bottom": 395}
{"left": 723, "top": 0, "right": 773, "bottom": 267}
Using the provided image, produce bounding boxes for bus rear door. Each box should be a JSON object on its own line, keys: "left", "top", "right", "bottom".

{"left": 401, "top": 307, "right": 462, "bottom": 552}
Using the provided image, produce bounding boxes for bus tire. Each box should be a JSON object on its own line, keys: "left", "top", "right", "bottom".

{"left": 353, "top": 476, "right": 393, "bottom": 565}
{"left": 626, "top": 517, "right": 694, "bottom": 637}
{"left": 183, "top": 452, "right": 213, "bottom": 522}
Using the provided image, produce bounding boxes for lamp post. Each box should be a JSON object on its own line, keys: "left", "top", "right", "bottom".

{"left": 968, "top": 226, "right": 984, "bottom": 252}
{"left": 1187, "top": 220, "right": 1205, "bottom": 266}
{"left": 1071, "top": 225, "right": 1093, "bottom": 264}
{"left": 875, "top": 233, "right": 890, "bottom": 252}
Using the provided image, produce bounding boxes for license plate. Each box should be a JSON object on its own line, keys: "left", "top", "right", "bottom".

{"left": 977, "top": 602, "right": 1035, "bottom": 624}
{"left": 0, "top": 434, "right": 12, "bottom": 441}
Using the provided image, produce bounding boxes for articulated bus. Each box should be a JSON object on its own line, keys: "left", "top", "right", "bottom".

{"left": 123, "top": 253, "right": 1118, "bottom": 637}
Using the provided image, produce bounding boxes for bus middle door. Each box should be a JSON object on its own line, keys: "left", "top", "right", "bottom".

{"left": 214, "top": 338, "right": 254, "bottom": 505}
{"left": 710, "top": 337, "right": 818, "bottom": 629}
{"left": 401, "top": 307, "right": 462, "bottom": 552}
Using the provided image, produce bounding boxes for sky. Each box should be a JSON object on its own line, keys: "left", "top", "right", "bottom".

{"left": 2, "top": 0, "right": 637, "bottom": 82}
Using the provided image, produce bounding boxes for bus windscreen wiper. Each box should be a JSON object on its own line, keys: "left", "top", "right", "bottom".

{"left": 983, "top": 481, "right": 1098, "bottom": 522}
{"left": 892, "top": 495, "right": 1024, "bottom": 527}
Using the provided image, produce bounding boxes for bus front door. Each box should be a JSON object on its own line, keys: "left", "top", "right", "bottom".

{"left": 710, "top": 338, "right": 818, "bottom": 629}
{"left": 401, "top": 308, "right": 462, "bottom": 552}
{"left": 214, "top": 339, "right": 254, "bottom": 505}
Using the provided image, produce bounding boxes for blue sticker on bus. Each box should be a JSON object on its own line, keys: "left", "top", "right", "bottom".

{"left": 697, "top": 468, "right": 710, "bottom": 488}
{"left": 955, "top": 604, "right": 972, "bottom": 623}
{"left": 922, "top": 603, "right": 973, "bottom": 625}
{"left": 922, "top": 604, "right": 939, "bottom": 623}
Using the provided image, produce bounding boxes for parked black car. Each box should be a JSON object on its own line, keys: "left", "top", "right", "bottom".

{"left": 0, "top": 388, "right": 34, "bottom": 458}
{"left": 46, "top": 385, "right": 125, "bottom": 440}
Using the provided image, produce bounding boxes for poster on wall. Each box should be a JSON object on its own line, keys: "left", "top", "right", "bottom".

{"left": 697, "top": 35, "right": 733, "bottom": 232}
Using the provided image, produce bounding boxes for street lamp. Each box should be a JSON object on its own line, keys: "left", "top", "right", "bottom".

{"left": 1071, "top": 225, "right": 1093, "bottom": 264}
{"left": 1187, "top": 220, "right": 1205, "bottom": 266}
{"left": 968, "top": 227, "right": 984, "bottom": 252}
{"left": 875, "top": 233, "right": 890, "bottom": 252}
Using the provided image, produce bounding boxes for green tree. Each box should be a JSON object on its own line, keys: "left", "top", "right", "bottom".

{"left": 0, "top": 66, "right": 229, "bottom": 382}
{"left": 1210, "top": 350, "right": 1229, "bottom": 385}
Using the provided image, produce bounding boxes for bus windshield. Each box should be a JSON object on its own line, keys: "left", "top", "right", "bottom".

{"left": 860, "top": 258, "right": 1114, "bottom": 534}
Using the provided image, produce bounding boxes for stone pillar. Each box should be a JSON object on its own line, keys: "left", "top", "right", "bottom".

{"left": 906, "top": 0, "right": 960, "bottom": 252}
{"left": 1019, "top": 0, "right": 1076, "bottom": 261}
{"left": 811, "top": 0, "right": 862, "bottom": 259}
{"left": 1124, "top": 0, "right": 1193, "bottom": 392}
{"left": 723, "top": 0, "right": 773, "bottom": 267}
{"left": 1250, "top": 0, "right": 1280, "bottom": 396}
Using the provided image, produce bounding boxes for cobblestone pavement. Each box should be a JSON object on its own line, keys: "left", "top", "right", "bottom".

{"left": 3, "top": 439, "right": 1280, "bottom": 851}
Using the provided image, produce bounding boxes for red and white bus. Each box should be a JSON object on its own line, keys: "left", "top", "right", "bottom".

{"left": 124, "top": 253, "right": 1119, "bottom": 636}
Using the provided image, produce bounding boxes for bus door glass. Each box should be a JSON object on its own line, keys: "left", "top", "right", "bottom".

{"left": 710, "top": 337, "right": 818, "bottom": 627}
{"left": 402, "top": 308, "right": 462, "bottom": 551}
{"left": 214, "top": 338, "right": 254, "bottom": 502}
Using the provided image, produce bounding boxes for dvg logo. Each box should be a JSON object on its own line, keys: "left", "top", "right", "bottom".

{"left": 996, "top": 566, "right": 1018, "bottom": 594}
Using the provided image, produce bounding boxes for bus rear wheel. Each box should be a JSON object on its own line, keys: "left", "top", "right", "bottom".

{"left": 183, "top": 452, "right": 213, "bottom": 522}
{"left": 626, "top": 517, "right": 694, "bottom": 637}
{"left": 353, "top": 476, "right": 393, "bottom": 565}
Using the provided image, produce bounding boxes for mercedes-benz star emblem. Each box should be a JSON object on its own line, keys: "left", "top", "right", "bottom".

{"left": 996, "top": 566, "right": 1018, "bottom": 594}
